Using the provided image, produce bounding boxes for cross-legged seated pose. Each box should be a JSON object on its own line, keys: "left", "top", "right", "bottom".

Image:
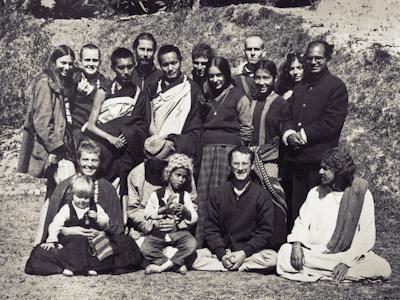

{"left": 199, "top": 146, "right": 277, "bottom": 273}
{"left": 25, "top": 139, "right": 143, "bottom": 275}
{"left": 277, "top": 147, "right": 392, "bottom": 282}
{"left": 140, "top": 154, "right": 197, "bottom": 275}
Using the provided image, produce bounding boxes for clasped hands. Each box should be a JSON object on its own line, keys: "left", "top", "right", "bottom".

{"left": 287, "top": 132, "right": 306, "bottom": 150}
{"left": 221, "top": 250, "right": 246, "bottom": 271}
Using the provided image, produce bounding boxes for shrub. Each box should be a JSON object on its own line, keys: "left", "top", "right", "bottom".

{"left": 0, "top": 5, "right": 52, "bottom": 129}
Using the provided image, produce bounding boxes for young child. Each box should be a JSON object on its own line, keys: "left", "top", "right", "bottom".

{"left": 141, "top": 153, "right": 198, "bottom": 275}
{"left": 41, "top": 174, "right": 110, "bottom": 276}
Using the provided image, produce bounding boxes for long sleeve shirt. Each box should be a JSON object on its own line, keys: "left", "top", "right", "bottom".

{"left": 288, "top": 186, "right": 376, "bottom": 267}
{"left": 46, "top": 203, "right": 109, "bottom": 243}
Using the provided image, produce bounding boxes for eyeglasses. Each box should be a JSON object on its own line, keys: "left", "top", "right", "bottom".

{"left": 306, "top": 56, "right": 326, "bottom": 62}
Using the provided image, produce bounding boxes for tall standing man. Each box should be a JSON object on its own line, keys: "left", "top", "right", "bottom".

{"left": 232, "top": 35, "right": 266, "bottom": 100}
{"left": 281, "top": 40, "right": 348, "bottom": 230}
{"left": 132, "top": 32, "right": 163, "bottom": 91}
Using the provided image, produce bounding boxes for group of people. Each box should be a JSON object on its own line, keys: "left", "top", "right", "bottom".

{"left": 18, "top": 32, "right": 391, "bottom": 282}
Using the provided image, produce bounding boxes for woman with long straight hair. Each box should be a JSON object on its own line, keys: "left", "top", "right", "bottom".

{"left": 195, "top": 56, "right": 253, "bottom": 247}
{"left": 18, "top": 44, "right": 77, "bottom": 199}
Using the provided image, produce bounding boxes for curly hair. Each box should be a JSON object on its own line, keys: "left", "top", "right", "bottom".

{"left": 321, "top": 147, "right": 356, "bottom": 190}
{"left": 275, "top": 52, "right": 308, "bottom": 95}
{"left": 191, "top": 43, "right": 215, "bottom": 60}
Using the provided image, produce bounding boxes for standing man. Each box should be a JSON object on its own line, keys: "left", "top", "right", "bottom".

{"left": 277, "top": 148, "right": 391, "bottom": 282}
{"left": 132, "top": 32, "right": 163, "bottom": 91}
{"left": 232, "top": 35, "right": 266, "bottom": 100}
{"left": 203, "top": 146, "right": 277, "bottom": 272}
{"left": 191, "top": 42, "right": 215, "bottom": 90}
{"left": 146, "top": 44, "right": 203, "bottom": 174}
{"left": 281, "top": 40, "right": 348, "bottom": 230}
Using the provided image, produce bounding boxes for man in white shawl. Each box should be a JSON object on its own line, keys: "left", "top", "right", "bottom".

{"left": 277, "top": 147, "right": 391, "bottom": 283}
{"left": 145, "top": 44, "right": 202, "bottom": 175}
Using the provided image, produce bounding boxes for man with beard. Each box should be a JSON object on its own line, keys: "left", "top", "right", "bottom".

{"left": 132, "top": 32, "right": 163, "bottom": 91}
{"left": 145, "top": 44, "right": 202, "bottom": 175}
{"left": 277, "top": 147, "right": 392, "bottom": 282}
{"left": 232, "top": 35, "right": 267, "bottom": 101}
{"left": 202, "top": 146, "right": 277, "bottom": 272}
{"left": 191, "top": 43, "right": 214, "bottom": 91}
{"left": 281, "top": 40, "right": 348, "bottom": 231}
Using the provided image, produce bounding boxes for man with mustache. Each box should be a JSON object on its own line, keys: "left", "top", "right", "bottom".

{"left": 277, "top": 147, "right": 391, "bottom": 283}
{"left": 145, "top": 44, "right": 202, "bottom": 175}
{"left": 202, "top": 146, "right": 277, "bottom": 272}
{"left": 281, "top": 40, "right": 349, "bottom": 231}
{"left": 132, "top": 32, "right": 163, "bottom": 91}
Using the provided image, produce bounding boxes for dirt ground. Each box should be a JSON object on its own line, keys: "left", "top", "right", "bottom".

{"left": 1, "top": 1, "right": 399, "bottom": 299}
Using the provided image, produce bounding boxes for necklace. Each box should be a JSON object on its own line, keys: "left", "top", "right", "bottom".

{"left": 211, "top": 88, "right": 230, "bottom": 116}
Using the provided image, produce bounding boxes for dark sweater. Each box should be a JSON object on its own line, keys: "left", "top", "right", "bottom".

{"left": 205, "top": 182, "right": 274, "bottom": 259}
{"left": 131, "top": 64, "right": 163, "bottom": 92}
{"left": 282, "top": 68, "right": 348, "bottom": 163}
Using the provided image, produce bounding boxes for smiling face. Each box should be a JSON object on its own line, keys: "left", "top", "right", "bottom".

{"left": 169, "top": 167, "right": 188, "bottom": 191}
{"left": 319, "top": 162, "right": 335, "bottom": 186}
{"left": 72, "top": 194, "right": 91, "bottom": 209}
{"left": 306, "top": 43, "right": 328, "bottom": 74}
{"left": 254, "top": 68, "right": 274, "bottom": 94}
{"left": 113, "top": 56, "right": 135, "bottom": 84}
{"left": 208, "top": 65, "right": 226, "bottom": 91}
{"left": 230, "top": 151, "right": 252, "bottom": 181}
{"left": 80, "top": 48, "right": 100, "bottom": 77}
{"left": 159, "top": 51, "right": 181, "bottom": 81}
{"left": 289, "top": 58, "right": 304, "bottom": 82}
{"left": 78, "top": 151, "right": 100, "bottom": 177}
{"left": 244, "top": 37, "right": 265, "bottom": 65}
{"left": 55, "top": 55, "right": 74, "bottom": 78}
{"left": 192, "top": 56, "right": 209, "bottom": 78}
{"left": 135, "top": 39, "right": 155, "bottom": 65}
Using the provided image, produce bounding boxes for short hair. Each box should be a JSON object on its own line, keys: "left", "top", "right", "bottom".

{"left": 77, "top": 138, "right": 101, "bottom": 160}
{"left": 157, "top": 45, "right": 182, "bottom": 64}
{"left": 306, "top": 40, "right": 334, "bottom": 61}
{"left": 321, "top": 147, "right": 356, "bottom": 190}
{"left": 244, "top": 35, "right": 265, "bottom": 49}
{"left": 254, "top": 59, "right": 278, "bottom": 79}
{"left": 132, "top": 32, "right": 157, "bottom": 52}
{"left": 70, "top": 174, "right": 94, "bottom": 199}
{"left": 191, "top": 43, "right": 215, "bottom": 60}
{"left": 228, "top": 145, "right": 255, "bottom": 165}
{"left": 111, "top": 47, "right": 134, "bottom": 67}
{"left": 79, "top": 43, "right": 100, "bottom": 60}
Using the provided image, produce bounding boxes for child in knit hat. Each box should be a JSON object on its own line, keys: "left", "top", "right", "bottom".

{"left": 141, "top": 153, "right": 198, "bottom": 275}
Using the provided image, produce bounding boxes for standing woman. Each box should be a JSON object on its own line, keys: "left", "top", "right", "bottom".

{"left": 275, "top": 52, "right": 307, "bottom": 100}
{"left": 195, "top": 56, "right": 253, "bottom": 247}
{"left": 249, "top": 59, "right": 287, "bottom": 251}
{"left": 18, "top": 45, "right": 76, "bottom": 199}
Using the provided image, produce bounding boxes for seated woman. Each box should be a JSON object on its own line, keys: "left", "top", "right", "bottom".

{"left": 275, "top": 52, "right": 307, "bottom": 100}
{"left": 248, "top": 59, "right": 288, "bottom": 251}
{"left": 18, "top": 44, "right": 76, "bottom": 200}
{"left": 25, "top": 139, "right": 143, "bottom": 276}
{"left": 196, "top": 57, "right": 253, "bottom": 248}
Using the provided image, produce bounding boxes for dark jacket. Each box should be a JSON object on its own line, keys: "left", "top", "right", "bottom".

{"left": 205, "top": 182, "right": 274, "bottom": 259}
{"left": 18, "top": 74, "right": 69, "bottom": 177}
{"left": 282, "top": 69, "right": 348, "bottom": 163}
{"left": 131, "top": 64, "right": 163, "bottom": 92}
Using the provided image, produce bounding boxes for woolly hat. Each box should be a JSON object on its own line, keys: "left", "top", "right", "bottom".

{"left": 163, "top": 153, "right": 193, "bottom": 180}
{"left": 144, "top": 135, "right": 173, "bottom": 160}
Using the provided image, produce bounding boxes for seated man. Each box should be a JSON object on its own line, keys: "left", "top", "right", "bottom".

{"left": 145, "top": 44, "right": 202, "bottom": 174}
{"left": 277, "top": 147, "right": 392, "bottom": 282}
{"left": 232, "top": 35, "right": 266, "bottom": 100}
{"left": 202, "top": 146, "right": 277, "bottom": 272}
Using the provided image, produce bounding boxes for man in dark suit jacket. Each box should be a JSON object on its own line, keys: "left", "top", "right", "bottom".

{"left": 281, "top": 40, "right": 348, "bottom": 230}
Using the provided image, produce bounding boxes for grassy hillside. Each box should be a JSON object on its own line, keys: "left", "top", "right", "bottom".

{"left": 0, "top": 4, "right": 399, "bottom": 299}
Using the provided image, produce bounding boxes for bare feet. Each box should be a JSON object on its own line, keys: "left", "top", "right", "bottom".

{"left": 145, "top": 264, "right": 163, "bottom": 275}
{"left": 62, "top": 269, "right": 73, "bottom": 276}
{"left": 88, "top": 270, "right": 98, "bottom": 276}
{"left": 176, "top": 264, "right": 187, "bottom": 275}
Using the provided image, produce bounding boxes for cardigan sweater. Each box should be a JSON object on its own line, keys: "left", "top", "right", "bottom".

{"left": 282, "top": 68, "right": 348, "bottom": 163}
{"left": 205, "top": 182, "right": 274, "bottom": 259}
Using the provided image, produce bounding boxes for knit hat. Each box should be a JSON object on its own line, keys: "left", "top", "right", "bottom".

{"left": 163, "top": 153, "right": 193, "bottom": 181}
{"left": 144, "top": 135, "right": 173, "bottom": 160}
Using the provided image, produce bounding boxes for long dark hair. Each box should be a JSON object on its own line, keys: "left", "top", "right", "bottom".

{"left": 275, "top": 52, "right": 307, "bottom": 95}
{"left": 205, "top": 56, "right": 232, "bottom": 99}
{"left": 254, "top": 59, "right": 278, "bottom": 97}
{"left": 43, "top": 44, "right": 75, "bottom": 96}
